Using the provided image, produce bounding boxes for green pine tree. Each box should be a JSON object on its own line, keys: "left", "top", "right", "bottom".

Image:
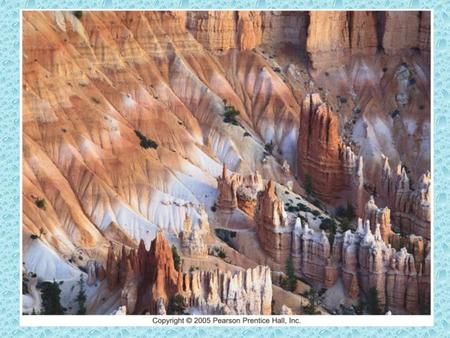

{"left": 367, "top": 287, "right": 381, "bottom": 314}
{"left": 171, "top": 245, "right": 181, "bottom": 270}
{"left": 282, "top": 256, "right": 297, "bottom": 292}
{"left": 76, "top": 274, "right": 87, "bottom": 315}
{"left": 303, "top": 287, "right": 319, "bottom": 314}
{"left": 41, "top": 280, "right": 65, "bottom": 315}
{"left": 167, "top": 294, "right": 186, "bottom": 315}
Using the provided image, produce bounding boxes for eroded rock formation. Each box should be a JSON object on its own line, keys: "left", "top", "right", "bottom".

{"left": 339, "top": 221, "right": 428, "bottom": 313}
{"left": 22, "top": 10, "right": 430, "bottom": 316}
{"left": 298, "top": 94, "right": 354, "bottom": 202}
{"left": 105, "top": 231, "right": 178, "bottom": 314}
{"left": 216, "top": 165, "right": 240, "bottom": 210}
{"left": 255, "top": 180, "right": 289, "bottom": 262}
{"left": 177, "top": 265, "right": 272, "bottom": 315}
{"left": 180, "top": 214, "right": 208, "bottom": 258}
{"left": 379, "top": 157, "right": 431, "bottom": 239}
{"left": 106, "top": 231, "right": 273, "bottom": 315}
{"left": 363, "top": 196, "right": 392, "bottom": 243}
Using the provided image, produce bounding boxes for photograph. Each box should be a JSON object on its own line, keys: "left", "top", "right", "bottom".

{"left": 21, "top": 10, "right": 431, "bottom": 318}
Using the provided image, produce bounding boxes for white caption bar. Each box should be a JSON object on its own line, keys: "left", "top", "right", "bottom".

{"left": 21, "top": 315, "right": 433, "bottom": 327}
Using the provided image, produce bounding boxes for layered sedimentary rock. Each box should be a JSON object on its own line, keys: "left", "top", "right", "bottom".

{"left": 307, "top": 11, "right": 430, "bottom": 69}
{"left": 216, "top": 165, "right": 240, "bottom": 210}
{"left": 105, "top": 231, "right": 178, "bottom": 314}
{"left": 339, "top": 221, "right": 426, "bottom": 313}
{"left": 186, "top": 11, "right": 309, "bottom": 51}
{"left": 379, "top": 157, "right": 431, "bottom": 239}
{"left": 363, "top": 196, "right": 392, "bottom": 243}
{"left": 353, "top": 156, "right": 368, "bottom": 218}
{"left": 419, "top": 12, "right": 431, "bottom": 65}
{"left": 298, "top": 94, "right": 354, "bottom": 201}
{"left": 292, "top": 218, "right": 338, "bottom": 287}
{"left": 180, "top": 214, "right": 209, "bottom": 258}
{"left": 255, "top": 180, "right": 289, "bottom": 262}
{"left": 22, "top": 10, "right": 430, "bottom": 316}
{"left": 177, "top": 265, "right": 272, "bottom": 315}
{"left": 216, "top": 166, "right": 265, "bottom": 216}
{"left": 382, "top": 12, "right": 421, "bottom": 55}
{"left": 288, "top": 213, "right": 428, "bottom": 313}
{"left": 106, "top": 231, "right": 273, "bottom": 315}
{"left": 307, "top": 11, "right": 378, "bottom": 69}
{"left": 236, "top": 171, "right": 263, "bottom": 217}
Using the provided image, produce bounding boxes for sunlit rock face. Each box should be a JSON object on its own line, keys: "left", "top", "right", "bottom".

{"left": 105, "top": 232, "right": 178, "bottom": 314}
{"left": 297, "top": 94, "right": 348, "bottom": 202}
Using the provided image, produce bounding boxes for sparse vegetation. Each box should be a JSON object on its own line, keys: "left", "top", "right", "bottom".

{"left": 243, "top": 131, "right": 251, "bottom": 137}
{"left": 303, "top": 288, "right": 320, "bottom": 314}
{"left": 171, "top": 245, "right": 181, "bottom": 271}
{"left": 322, "top": 217, "right": 335, "bottom": 242}
{"left": 167, "top": 294, "right": 187, "bottom": 315}
{"left": 304, "top": 173, "right": 313, "bottom": 196}
{"left": 41, "top": 280, "right": 66, "bottom": 315}
{"left": 354, "top": 300, "right": 365, "bottom": 315}
{"left": 280, "top": 257, "right": 296, "bottom": 292}
{"left": 35, "top": 198, "right": 46, "bottom": 210}
{"left": 90, "top": 96, "right": 101, "bottom": 104}
{"left": 134, "top": 130, "right": 158, "bottom": 149}
{"left": 75, "top": 274, "right": 87, "bottom": 315}
{"left": 312, "top": 199, "right": 321, "bottom": 209}
{"left": 217, "top": 248, "right": 226, "bottom": 259}
{"left": 367, "top": 287, "right": 381, "bottom": 314}
{"left": 339, "top": 96, "right": 348, "bottom": 104}
{"left": 340, "top": 217, "right": 352, "bottom": 232}
{"left": 336, "top": 201, "right": 355, "bottom": 221}
{"left": 264, "top": 141, "right": 274, "bottom": 155}
{"left": 72, "top": 11, "right": 83, "bottom": 19}
{"left": 390, "top": 109, "right": 400, "bottom": 119}
{"left": 22, "top": 268, "right": 37, "bottom": 295}
{"left": 223, "top": 101, "right": 240, "bottom": 125}
{"left": 30, "top": 227, "right": 46, "bottom": 240}
{"left": 211, "top": 202, "right": 217, "bottom": 212}
{"left": 213, "top": 246, "right": 227, "bottom": 259}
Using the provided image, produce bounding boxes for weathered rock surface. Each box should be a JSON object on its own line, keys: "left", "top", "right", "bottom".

{"left": 177, "top": 265, "right": 272, "bottom": 315}
{"left": 379, "top": 157, "right": 431, "bottom": 239}
{"left": 105, "top": 231, "right": 178, "bottom": 314}
{"left": 298, "top": 94, "right": 349, "bottom": 202}
{"left": 180, "top": 214, "right": 209, "bottom": 258}
{"left": 255, "top": 180, "right": 289, "bottom": 262}
{"left": 307, "top": 11, "right": 378, "bottom": 69}
{"left": 280, "top": 304, "right": 293, "bottom": 315}
{"left": 216, "top": 165, "right": 240, "bottom": 210}
{"left": 363, "top": 196, "right": 392, "bottom": 243}
{"left": 22, "top": 10, "right": 430, "bottom": 316}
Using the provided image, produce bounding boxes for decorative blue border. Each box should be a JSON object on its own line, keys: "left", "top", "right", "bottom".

{"left": 1, "top": 1, "right": 448, "bottom": 336}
